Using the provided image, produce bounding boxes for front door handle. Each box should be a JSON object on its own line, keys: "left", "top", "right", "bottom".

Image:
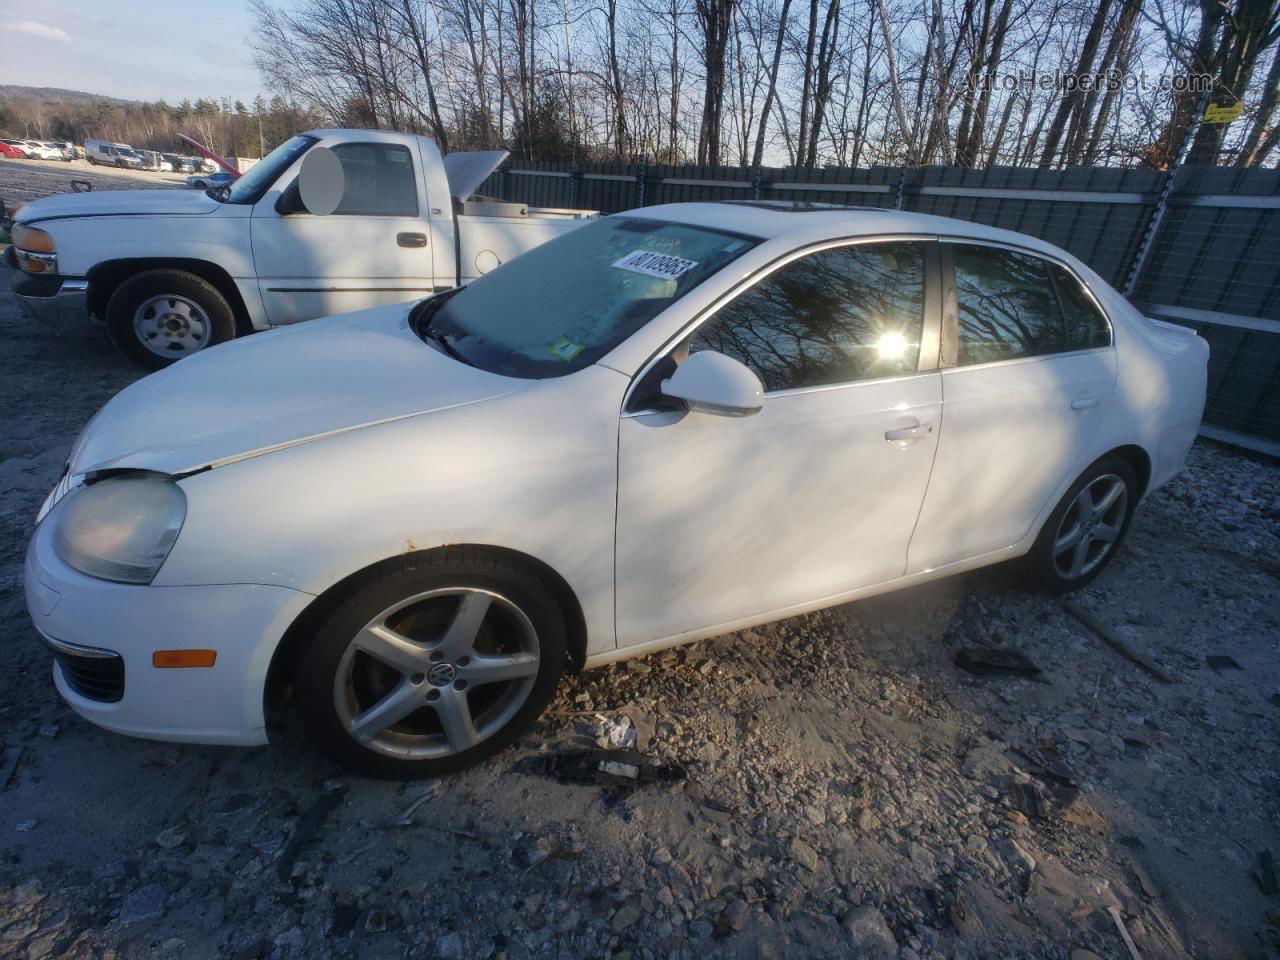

{"left": 885, "top": 421, "right": 933, "bottom": 443}
{"left": 1071, "top": 395, "right": 1100, "bottom": 411}
{"left": 397, "top": 232, "right": 428, "bottom": 248}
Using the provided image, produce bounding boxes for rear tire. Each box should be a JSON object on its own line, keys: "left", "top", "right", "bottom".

{"left": 1025, "top": 454, "right": 1137, "bottom": 593}
{"left": 294, "top": 549, "right": 567, "bottom": 780}
{"left": 105, "top": 269, "right": 237, "bottom": 369}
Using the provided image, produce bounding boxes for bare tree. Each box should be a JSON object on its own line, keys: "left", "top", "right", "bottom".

{"left": 695, "top": 0, "right": 739, "bottom": 163}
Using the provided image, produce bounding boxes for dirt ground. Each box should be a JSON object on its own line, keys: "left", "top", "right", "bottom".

{"left": 0, "top": 157, "right": 184, "bottom": 212}
{"left": 0, "top": 218, "right": 1278, "bottom": 957}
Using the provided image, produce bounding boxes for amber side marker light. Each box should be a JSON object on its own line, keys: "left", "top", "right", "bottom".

{"left": 152, "top": 649, "right": 218, "bottom": 668}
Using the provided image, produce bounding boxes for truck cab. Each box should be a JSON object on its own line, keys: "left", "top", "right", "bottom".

{"left": 10, "top": 129, "right": 596, "bottom": 368}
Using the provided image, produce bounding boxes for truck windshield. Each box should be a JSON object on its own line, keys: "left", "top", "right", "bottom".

{"left": 223, "top": 135, "right": 317, "bottom": 205}
{"left": 422, "top": 217, "right": 759, "bottom": 378}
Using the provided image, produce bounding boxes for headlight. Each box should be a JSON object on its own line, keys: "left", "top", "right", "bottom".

{"left": 12, "top": 223, "right": 55, "bottom": 253}
{"left": 52, "top": 474, "right": 186, "bottom": 584}
{"left": 12, "top": 224, "right": 57, "bottom": 275}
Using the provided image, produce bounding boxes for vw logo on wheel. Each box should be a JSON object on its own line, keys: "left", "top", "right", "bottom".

{"left": 427, "top": 662, "right": 457, "bottom": 687}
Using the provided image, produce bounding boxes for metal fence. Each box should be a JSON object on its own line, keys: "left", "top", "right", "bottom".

{"left": 479, "top": 161, "right": 1280, "bottom": 456}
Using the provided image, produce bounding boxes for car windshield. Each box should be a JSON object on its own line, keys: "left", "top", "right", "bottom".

{"left": 223, "top": 135, "right": 317, "bottom": 205}
{"left": 421, "top": 217, "right": 759, "bottom": 378}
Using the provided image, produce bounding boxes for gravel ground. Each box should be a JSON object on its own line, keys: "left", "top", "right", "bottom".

{"left": 0, "top": 252, "right": 1278, "bottom": 960}
{"left": 0, "top": 158, "right": 183, "bottom": 213}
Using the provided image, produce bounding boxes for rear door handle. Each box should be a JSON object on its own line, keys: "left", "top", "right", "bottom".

{"left": 397, "top": 232, "right": 428, "bottom": 248}
{"left": 1071, "top": 395, "right": 1100, "bottom": 410}
{"left": 885, "top": 421, "right": 933, "bottom": 443}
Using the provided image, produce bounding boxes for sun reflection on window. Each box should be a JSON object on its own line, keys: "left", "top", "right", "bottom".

{"left": 876, "top": 330, "right": 908, "bottom": 360}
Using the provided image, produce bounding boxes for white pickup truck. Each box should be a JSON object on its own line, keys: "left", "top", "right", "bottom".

{"left": 8, "top": 129, "right": 596, "bottom": 367}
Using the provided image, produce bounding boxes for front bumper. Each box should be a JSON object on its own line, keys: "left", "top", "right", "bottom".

{"left": 12, "top": 270, "right": 91, "bottom": 332}
{"left": 24, "top": 513, "right": 314, "bottom": 746}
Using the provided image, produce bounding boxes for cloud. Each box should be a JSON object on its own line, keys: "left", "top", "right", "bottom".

{"left": 4, "top": 20, "right": 72, "bottom": 43}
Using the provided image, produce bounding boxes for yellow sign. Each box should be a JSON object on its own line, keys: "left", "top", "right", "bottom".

{"left": 1204, "top": 102, "right": 1244, "bottom": 125}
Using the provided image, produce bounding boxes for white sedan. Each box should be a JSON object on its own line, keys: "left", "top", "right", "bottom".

{"left": 24, "top": 203, "right": 1208, "bottom": 779}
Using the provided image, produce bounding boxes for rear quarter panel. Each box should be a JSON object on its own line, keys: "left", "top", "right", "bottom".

{"left": 1090, "top": 283, "right": 1208, "bottom": 495}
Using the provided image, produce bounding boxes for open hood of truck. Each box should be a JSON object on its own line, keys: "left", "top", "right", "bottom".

{"left": 69, "top": 303, "right": 519, "bottom": 476}
{"left": 18, "top": 189, "right": 221, "bottom": 224}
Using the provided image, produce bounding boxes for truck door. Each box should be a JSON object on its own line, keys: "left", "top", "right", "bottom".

{"left": 251, "top": 140, "right": 437, "bottom": 325}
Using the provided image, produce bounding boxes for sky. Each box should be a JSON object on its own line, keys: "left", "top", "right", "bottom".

{"left": 0, "top": 0, "right": 291, "bottom": 105}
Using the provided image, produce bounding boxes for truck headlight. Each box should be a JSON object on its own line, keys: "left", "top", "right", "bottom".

{"left": 11, "top": 224, "right": 57, "bottom": 274}
{"left": 52, "top": 474, "right": 186, "bottom": 584}
{"left": 12, "top": 223, "right": 55, "bottom": 252}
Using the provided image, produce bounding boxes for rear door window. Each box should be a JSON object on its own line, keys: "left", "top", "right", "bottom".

{"left": 951, "top": 244, "right": 1065, "bottom": 365}
{"left": 1050, "top": 264, "right": 1111, "bottom": 350}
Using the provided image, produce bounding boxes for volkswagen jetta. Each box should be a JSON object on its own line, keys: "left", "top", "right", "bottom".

{"left": 24, "top": 202, "right": 1208, "bottom": 778}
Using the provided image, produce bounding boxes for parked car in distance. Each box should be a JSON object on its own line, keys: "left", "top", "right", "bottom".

{"left": 0, "top": 141, "right": 26, "bottom": 159}
{"left": 0, "top": 138, "right": 35, "bottom": 158}
{"left": 19, "top": 140, "right": 62, "bottom": 161}
{"left": 38, "top": 142, "right": 74, "bottom": 161}
{"left": 9, "top": 129, "right": 597, "bottom": 368}
{"left": 22, "top": 202, "right": 1209, "bottom": 779}
{"left": 85, "top": 139, "right": 144, "bottom": 168}
{"left": 185, "top": 170, "right": 236, "bottom": 191}
{"left": 161, "top": 153, "right": 194, "bottom": 173}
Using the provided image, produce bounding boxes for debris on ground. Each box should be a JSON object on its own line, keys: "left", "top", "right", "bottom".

{"left": 1063, "top": 600, "right": 1175, "bottom": 683}
{"left": 1108, "top": 905, "right": 1145, "bottom": 960}
{"left": 519, "top": 749, "right": 686, "bottom": 789}
{"left": 275, "top": 785, "right": 347, "bottom": 880}
{"left": 954, "top": 647, "right": 1043, "bottom": 678}
{"left": 594, "top": 713, "right": 637, "bottom": 749}
{"left": 1258, "top": 849, "right": 1278, "bottom": 896}
{"left": 1206, "top": 654, "right": 1244, "bottom": 672}
{"left": 0, "top": 746, "right": 22, "bottom": 789}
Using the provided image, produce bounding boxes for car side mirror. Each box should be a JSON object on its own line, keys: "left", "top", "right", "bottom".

{"left": 296, "top": 146, "right": 345, "bottom": 216}
{"left": 660, "top": 350, "right": 764, "bottom": 417}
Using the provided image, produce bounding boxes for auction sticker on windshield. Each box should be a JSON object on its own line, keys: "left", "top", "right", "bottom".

{"left": 612, "top": 250, "right": 699, "bottom": 280}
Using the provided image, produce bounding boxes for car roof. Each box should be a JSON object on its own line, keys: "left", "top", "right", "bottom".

{"left": 620, "top": 200, "right": 1075, "bottom": 263}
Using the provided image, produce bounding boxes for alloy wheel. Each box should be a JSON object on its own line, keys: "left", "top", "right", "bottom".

{"left": 1052, "top": 473, "right": 1128, "bottom": 580}
{"left": 333, "top": 588, "right": 541, "bottom": 760}
{"left": 133, "top": 294, "right": 211, "bottom": 357}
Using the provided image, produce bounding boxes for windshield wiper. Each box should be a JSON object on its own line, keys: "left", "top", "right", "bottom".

{"left": 410, "top": 292, "right": 473, "bottom": 365}
{"left": 422, "top": 325, "right": 472, "bottom": 366}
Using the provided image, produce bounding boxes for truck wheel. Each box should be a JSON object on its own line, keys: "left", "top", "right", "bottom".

{"left": 106, "top": 270, "right": 237, "bottom": 369}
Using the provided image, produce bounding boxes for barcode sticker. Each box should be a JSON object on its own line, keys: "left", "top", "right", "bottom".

{"left": 612, "top": 249, "right": 699, "bottom": 280}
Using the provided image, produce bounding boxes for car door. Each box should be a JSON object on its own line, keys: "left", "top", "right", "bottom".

{"left": 614, "top": 239, "right": 944, "bottom": 648}
{"left": 906, "top": 242, "right": 1118, "bottom": 573}
{"left": 251, "top": 140, "right": 436, "bottom": 325}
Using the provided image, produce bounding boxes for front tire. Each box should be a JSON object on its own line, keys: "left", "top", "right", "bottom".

{"left": 294, "top": 549, "right": 567, "bottom": 780}
{"left": 1026, "top": 455, "right": 1137, "bottom": 593}
{"left": 105, "top": 269, "right": 237, "bottom": 369}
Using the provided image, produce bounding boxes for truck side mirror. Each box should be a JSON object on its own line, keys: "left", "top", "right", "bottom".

{"left": 296, "top": 146, "right": 345, "bottom": 216}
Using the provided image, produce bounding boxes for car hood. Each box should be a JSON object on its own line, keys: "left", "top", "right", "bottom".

{"left": 70, "top": 303, "right": 520, "bottom": 475}
{"left": 18, "top": 189, "right": 220, "bottom": 223}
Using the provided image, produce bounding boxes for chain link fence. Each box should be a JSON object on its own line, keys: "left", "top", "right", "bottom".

{"left": 480, "top": 159, "right": 1280, "bottom": 455}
